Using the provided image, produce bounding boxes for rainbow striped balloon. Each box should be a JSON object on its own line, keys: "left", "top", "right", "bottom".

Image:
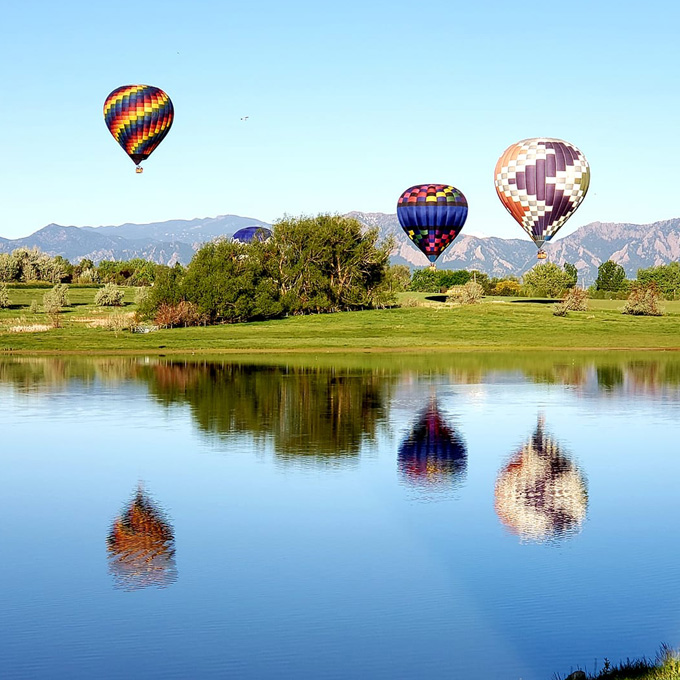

{"left": 103, "top": 85, "right": 174, "bottom": 171}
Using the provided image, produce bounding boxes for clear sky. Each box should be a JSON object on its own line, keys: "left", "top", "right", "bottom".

{"left": 1, "top": 0, "right": 678, "bottom": 240}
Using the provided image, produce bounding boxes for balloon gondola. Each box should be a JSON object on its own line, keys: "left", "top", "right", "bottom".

{"left": 494, "top": 417, "right": 588, "bottom": 542}
{"left": 398, "top": 399, "right": 467, "bottom": 488}
{"left": 397, "top": 184, "right": 468, "bottom": 270}
{"left": 107, "top": 485, "right": 177, "bottom": 590}
{"left": 494, "top": 138, "right": 590, "bottom": 259}
{"left": 103, "top": 85, "right": 174, "bottom": 173}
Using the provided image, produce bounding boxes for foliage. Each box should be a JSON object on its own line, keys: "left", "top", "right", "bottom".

{"left": 622, "top": 282, "right": 665, "bottom": 316}
{"left": 97, "top": 258, "right": 158, "bottom": 286}
{"left": 447, "top": 280, "right": 484, "bottom": 305}
{"left": 0, "top": 283, "right": 10, "bottom": 308}
{"left": 180, "top": 240, "right": 283, "bottom": 322}
{"left": 595, "top": 260, "right": 627, "bottom": 292}
{"left": 137, "top": 265, "right": 186, "bottom": 319}
{"left": 564, "top": 262, "right": 578, "bottom": 288}
{"left": 134, "top": 287, "right": 150, "bottom": 306}
{"left": 154, "top": 302, "right": 207, "bottom": 328}
{"left": 271, "top": 214, "right": 395, "bottom": 313}
{"left": 492, "top": 278, "right": 521, "bottom": 296}
{"left": 29, "top": 299, "right": 39, "bottom": 314}
{"left": 141, "top": 214, "right": 397, "bottom": 323}
{"left": 387, "top": 265, "right": 411, "bottom": 293}
{"left": 564, "top": 287, "right": 589, "bottom": 311}
{"left": 0, "top": 248, "right": 66, "bottom": 283}
{"left": 95, "top": 283, "right": 125, "bottom": 306}
{"left": 637, "top": 262, "right": 680, "bottom": 299}
{"left": 410, "top": 268, "right": 472, "bottom": 292}
{"left": 522, "top": 262, "right": 572, "bottom": 298}
{"left": 552, "top": 289, "right": 588, "bottom": 316}
{"left": 51, "top": 283, "right": 70, "bottom": 307}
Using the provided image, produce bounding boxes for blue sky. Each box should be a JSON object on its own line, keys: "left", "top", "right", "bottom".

{"left": 1, "top": 0, "right": 678, "bottom": 240}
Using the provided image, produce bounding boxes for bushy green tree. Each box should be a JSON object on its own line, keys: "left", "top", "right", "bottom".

{"left": 595, "top": 260, "right": 626, "bottom": 292}
{"left": 522, "top": 262, "right": 571, "bottom": 298}
{"left": 563, "top": 262, "right": 578, "bottom": 288}
{"left": 410, "top": 268, "right": 472, "bottom": 292}
{"left": 637, "top": 262, "right": 680, "bottom": 299}
{"left": 181, "top": 240, "right": 283, "bottom": 322}
{"left": 269, "top": 214, "right": 395, "bottom": 313}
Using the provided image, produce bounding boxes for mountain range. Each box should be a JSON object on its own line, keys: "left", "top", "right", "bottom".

{"left": 3, "top": 214, "right": 680, "bottom": 284}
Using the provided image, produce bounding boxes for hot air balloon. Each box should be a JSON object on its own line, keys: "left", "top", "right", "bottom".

{"left": 232, "top": 226, "right": 273, "bottom": 244}
{"left": 494, "top": 417, "right": 588, "bottom": 542}
{"left": 103, "top": 85, "right": 174, "bottom": 173}
{"left": 107, "top": 485, "right": 177, "bottom": 590}
{"left": 398, "top": 399, "right": 467, "bottom": 489}
{"left": 397, "top": 184, "right": 468, "bottom": 268}
{"left": 494, "top": 138, "right": 590, "bottom": 259}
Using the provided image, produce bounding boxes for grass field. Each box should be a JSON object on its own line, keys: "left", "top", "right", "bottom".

{"left": 1, "top": 287, "right": 679, "bottom": 354}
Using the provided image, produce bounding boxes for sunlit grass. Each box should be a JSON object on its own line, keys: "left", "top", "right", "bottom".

{"left": 0, "top": 287, "right": 679, "bottom": 353}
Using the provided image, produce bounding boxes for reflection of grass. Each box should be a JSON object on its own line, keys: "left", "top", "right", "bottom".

{"left": 557, "top": 645, "right": 680, "bottom": 679}
{"left": 0, "top": 287, "right": 679, "bottom": 353}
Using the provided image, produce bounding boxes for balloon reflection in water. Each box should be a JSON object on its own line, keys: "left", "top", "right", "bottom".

{"left": 495, "top": 418, "right": 587, "bottom": 542}
{"left": 107, "top": 485, "right": 177, "bottom": 590}
{"left": 398, "top": 400, "right": 467, "bottom": 488}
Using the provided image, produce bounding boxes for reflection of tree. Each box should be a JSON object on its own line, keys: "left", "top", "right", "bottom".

{"left": 596, "top": 365, "right": 625, "bottom": 391}
{"left": 143, "top": 362, "right": 392, "bottom": 463}
{"left": 107, "top": 486, "right": 177, "bottom": 591}
{"left": 398, "top": 400, "right": 467, "bottom": 488}
{"left": 495, "top": 418, "right": 587, "bottom": 542}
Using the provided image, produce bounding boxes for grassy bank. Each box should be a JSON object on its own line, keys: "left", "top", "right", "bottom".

{"left": 1, "top": 288, "right": 680, "bottom": 354}
{"left": 557, "top": 646, "right": 680, "bottom": 679}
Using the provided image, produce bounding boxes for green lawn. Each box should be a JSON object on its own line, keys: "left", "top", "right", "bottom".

{"left": 1, "top": 287, "right": 679, "bottom": 354}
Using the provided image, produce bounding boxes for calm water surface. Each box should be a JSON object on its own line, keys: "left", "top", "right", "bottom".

{"left": 1, "top": 354, "right": 679, "bottom": 679}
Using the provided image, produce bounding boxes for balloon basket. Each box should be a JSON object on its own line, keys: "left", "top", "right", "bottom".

{"left": 428, "top": 263, "right": 437, "bottom": 271}
{"left": 135, "top": 166, "right": 143, "bottom": 174}
{"left": 537, "top": 250, "right": 547, "bottom": 260}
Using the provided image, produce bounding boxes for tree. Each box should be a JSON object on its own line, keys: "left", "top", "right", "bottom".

{"left": 563, "top": 263, "right": 578, "bottom": 289}
{"left": 269, "top": 214, "right": 395, "bottom": 313}
{"left": 522, "top": 262, "right": 571, "bottom": 298}
{"left": 637, "top": 262, "right": 680, "bottom": 299}
{"left": 595, "top": 260, "right": 626, "bottom": 292}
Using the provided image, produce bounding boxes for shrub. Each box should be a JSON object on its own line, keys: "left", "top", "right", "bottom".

{"left": 95, "top": 283, "right": 125, "bottom": 306}
{"left": 42, "top": 287, "right": 63, "bottom": 316}
{"left": 0, "top": 283, "right": 10, "bottom": 308}
{"left": 622, "top": 282, "right": 664, "bottom": 316}
{"left": 154, "top": 301, "right": 207, "bottom": 328}
{"left": 134, "top": 287, "right": 150, "bottom": 306}
{"left": 563, "top": 287, "right": 589, "bottom": 311}
{"left": 104, "top": 312, "right": 134, "bottom": 335}
{"left": 29, "top": 299, "right": 39, "bottom": 314}
{"left": 51, "top": 283, "right": 70, "bottom": 307}
{"left": 552, "top": 302, "right": 569, "bottom": 317}
{"left": 493, "top": 279, "right": 521, "bottom": 296}
{"left": 447, "top": 280, "right": 484, "bottom": 305}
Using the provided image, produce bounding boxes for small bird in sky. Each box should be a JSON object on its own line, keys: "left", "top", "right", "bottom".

{"left": 241, "top": 116, "right": 249, "bottom": 121}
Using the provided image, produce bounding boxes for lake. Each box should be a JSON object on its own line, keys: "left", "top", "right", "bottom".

{"left": 1, "top": 353, "right": 679, "bottom": 679}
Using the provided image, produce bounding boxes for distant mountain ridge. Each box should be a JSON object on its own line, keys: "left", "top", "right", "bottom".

{"left": 349, "top": 212, "right": 680, "bottom": 283}
{"left": 2, "top": 214, "right": 680, "bottom": 283}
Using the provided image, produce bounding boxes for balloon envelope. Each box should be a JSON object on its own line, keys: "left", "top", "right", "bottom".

{"left": 232, "top": 226, "right": 273, "bottom": 243}
{"left": 103, "top": 85, "right": 174, "bottom": 168}
{"left": 397, "top": 184, "right": 468, "bottom": 263}
{"left": 494, "top": 138, "right": 590, "bottom": 249}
